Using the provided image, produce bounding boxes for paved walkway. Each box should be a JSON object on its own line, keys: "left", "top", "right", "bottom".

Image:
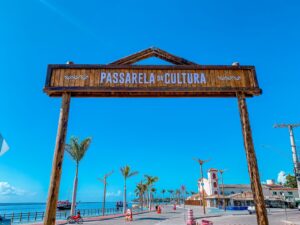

{"left": 29, "top": 206, "right": 300, "bottom": 225}
{"left": 81, "top": 206, "right": 300, "bottom": 225}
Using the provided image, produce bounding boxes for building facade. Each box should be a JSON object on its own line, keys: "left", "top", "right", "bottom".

{"left": 190, "top": 169, "right": 299, "bottom": 208}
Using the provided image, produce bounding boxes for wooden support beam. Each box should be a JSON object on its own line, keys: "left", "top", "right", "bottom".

{"left": 237, "top": 93, "right": 269, "bottom": 225}
{"left": 44, "top": 92, "right": 71, "bottom": 225}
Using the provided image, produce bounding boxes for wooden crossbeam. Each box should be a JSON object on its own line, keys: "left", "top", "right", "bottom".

{"left": 109, "top": 47, "right": 197, "bottom": 65}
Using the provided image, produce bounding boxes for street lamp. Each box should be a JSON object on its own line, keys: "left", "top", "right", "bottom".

{"left": 97, "top": 170, "right": 114, "bottom": 216}
{"left": 219, "top": 169, "right": 227, "bottom": 211}
{"left": 281, "top": 192, "right": 287, "bottom": 221}
{"left": 193, "top": 158, "right": 209, "bottom": 214}
{"left": 274, "top": 123, "right": 300, "bottom": 197}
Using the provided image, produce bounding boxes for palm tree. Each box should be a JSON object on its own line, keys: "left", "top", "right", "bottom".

{"left": 161, "top": 189, "right": 166, "bottom": 204}
{"left": 65, "top": 136, "right": 92, "bottom": 215}
{"left": 144, "top": 175, "right": 158, "bottom": 211}
{"left": 135, "top": 181, "right": 147, "bottom": 210}
{"left": 168, "top": 190, "right": 174, "bottom": 203}
{"left": 151, "top": 187, "right": 157, "bottom": 204}
{"left": 175, "top": 189, "right": 181, "bottom": 204}
{"left": 180, "top": 185, "right": 186, "bottom": 205}
{"left": 120, "top": 165, "right": 138, "bottom": 213}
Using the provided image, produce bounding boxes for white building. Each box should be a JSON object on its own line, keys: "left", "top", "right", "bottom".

{"left": 190, "top": 169, "right": 299, "bottom": 208}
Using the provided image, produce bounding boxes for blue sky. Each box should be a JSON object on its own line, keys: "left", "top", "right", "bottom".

{"left": 0, "top": 0, "right": 299, "bottom": 202}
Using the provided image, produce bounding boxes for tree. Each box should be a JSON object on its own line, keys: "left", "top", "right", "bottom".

{"left": 144, "top": 175, "right": 158, "bottom": 211}
{"left": 66, "top": 136, "right": 92, "bottom": 215}
{"left": 120, "top": 165, "right": 138, "bottom": 213}
{"left": 151, "top": 187, "right": 157, "bottom": 203}
{"left": 161, "top": 189, "right": 166, "bottom": 203}
{"left": 168, "top": 190, "right": 174, "bottom": 203}
{"left": 135, "top": 181, "right": 147, "bottom": 210}
{"left": 180, "top": 185, "right": 186, "bottom": 204}
{"left": 175, "top": 189, "right": 181, "bottom": 204}
{"left": 285, "top": 174, "right": 297, "bottom": 188}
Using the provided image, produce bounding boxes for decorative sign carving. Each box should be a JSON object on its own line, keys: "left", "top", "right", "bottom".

{"left": 44, "top": 65, "right": 261, "bottom": 97}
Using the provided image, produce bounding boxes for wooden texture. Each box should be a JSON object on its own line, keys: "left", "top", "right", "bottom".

{"left": 109, "top": 47, "right": 197, "bottom": 65}
{"left": 237, "top": 94, "right": 269, "bottom": 225}
{"left": 44, "top": 65, "right": 261, "bottom": 97}
{"left": 44, "top": 93, "right": 71, "bottom": 225}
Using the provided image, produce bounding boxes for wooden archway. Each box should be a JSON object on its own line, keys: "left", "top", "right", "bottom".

{"left": 43, "top": 47, "right": 268, "bottom": 225}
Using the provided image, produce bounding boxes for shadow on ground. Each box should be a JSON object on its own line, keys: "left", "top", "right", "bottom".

{"left": 136, "top": 217, "right": 167, "bottom": 221}
{"left": 166, "top": 212, "right": 181, "bottom": 214}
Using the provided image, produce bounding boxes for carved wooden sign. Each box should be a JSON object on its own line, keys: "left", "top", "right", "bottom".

{"left": 44, "top": 65, "right": 261, "bottom": 97}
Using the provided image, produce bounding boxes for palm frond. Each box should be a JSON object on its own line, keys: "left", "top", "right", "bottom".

{"left": 128, "top": 171, "right": 139, "bottom": 178}
{"left": 66, "top": 136, "right": 92, "bottom": 164}
{"left": 120, "top": 165, "right": 138, "bottom": 179}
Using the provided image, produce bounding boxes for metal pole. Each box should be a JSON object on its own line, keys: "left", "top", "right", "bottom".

{"left": 98, "top": 170, "right": 113, "bottom": 217}
{"left": 288, "top": 126, "right": 300, "bottom": 196}
{"left": 200, "top": 163, "right": 206, "bottom": 214}
{"left": 274, "top": 124, "right": 300, "bottom": 197}
{"left": 219, "top": 170, "right": 226, "bottom": 211}
{"left": 102, "top": 177, "right": 107, "bottom": 216}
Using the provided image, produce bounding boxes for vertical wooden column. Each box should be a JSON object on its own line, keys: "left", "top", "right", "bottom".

{"left": 237, "top": 93, "right": 268, "bottom": 225}
{"left": 44, "top": 92, "right": 71, "bottom": 225}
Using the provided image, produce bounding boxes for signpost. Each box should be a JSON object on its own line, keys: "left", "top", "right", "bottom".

{"left": 43, "top": 47, "right": 268, "bottom": 225}
{"left": 44, "top": 65, "right": 261, "bottom": 97}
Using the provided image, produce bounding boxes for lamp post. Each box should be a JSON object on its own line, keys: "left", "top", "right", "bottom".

{"left": 98, "top": 170, "right": 114, "bottom": 216}
{"left": 274, "top": 123, "right": 300, "bottom": 197}
{"left": 193, "top": 158, "right": 209, "bottom": 214}
{"left": 219, "top": 169, "right": 226, "bottom": 211}
{"left": 282, "top": 193, "right": 287, "bottom": 221}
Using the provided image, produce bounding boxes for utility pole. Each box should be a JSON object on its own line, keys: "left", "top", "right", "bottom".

{"left": 98, "top": 170, "right": 114, "bottom": 216}
{"left": 219, "top": 169, "right": 226, "bottom": 211}
{"left": 274, "top": 123, "right": 300, "bottom": 196}
{"left": 193, "top": 158, "right": 209, "bottom": 214}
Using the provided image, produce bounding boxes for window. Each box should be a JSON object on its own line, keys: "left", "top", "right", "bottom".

{"left": 231, "top": 191, "right": 235, "bottom": 194}
{"left": 212, "top": 173, "right": 216, "bottom": 179}
{"left": 273, "top": 192, "right": 277, "bottom": 195}
{"left": 213, "top": 182, "right": 217, "bottom": 188}
{"left": 288, "top": 192, "right": 293, "bottom": 195}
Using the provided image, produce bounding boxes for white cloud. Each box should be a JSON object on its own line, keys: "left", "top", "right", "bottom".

{"left": 106, "top": 190, "right": 122, "bottom": 197}
{"left": 277, "top": 171, "right": 287, "bottom": 184}
{"left": 0, "top": 182, "right": 25, "bottom": 196}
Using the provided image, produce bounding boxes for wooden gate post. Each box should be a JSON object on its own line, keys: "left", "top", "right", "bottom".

{"left": 44, "top": 92, "right": 71, "bottom": 225}
{"left": 237, "top": 93, "right": 268, "bottom": 225}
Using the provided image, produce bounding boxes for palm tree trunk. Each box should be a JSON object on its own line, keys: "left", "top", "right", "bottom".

{"left": 71, "top": 164, "right": 78, "bottom": 216}
{"left": 144, "top": 193, "right": 146, "bottom": 208}
{"left": 102, "top": 180, "right": 106, "bottom": 216}
{"left": 140, "top": 193, "right": 143, "bottom": 211}
{"left": 148, "top": 190, "right": 151, "bottom": 211}
{"left": 123, "top": 180, "right": 127, "bottom": 214}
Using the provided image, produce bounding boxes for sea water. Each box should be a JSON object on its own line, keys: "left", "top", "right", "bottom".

{"left": 0, "top": 202, "right": 132, "bottom": 214}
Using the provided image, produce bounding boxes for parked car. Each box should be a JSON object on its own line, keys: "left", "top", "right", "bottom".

{"left": 298, "top": 205, "right": 300, "bottom": 211}
{"left": 247, "top": 206, "right": 256, "bottom": 214}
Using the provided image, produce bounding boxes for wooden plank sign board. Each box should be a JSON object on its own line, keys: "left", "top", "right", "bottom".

{"left": 44, "top": 65, "right": 261, "bottom": 97}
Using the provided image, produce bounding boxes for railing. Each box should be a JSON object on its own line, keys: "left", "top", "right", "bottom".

{"left": 0, "top": 207, "right": 139, "bottom": 224}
